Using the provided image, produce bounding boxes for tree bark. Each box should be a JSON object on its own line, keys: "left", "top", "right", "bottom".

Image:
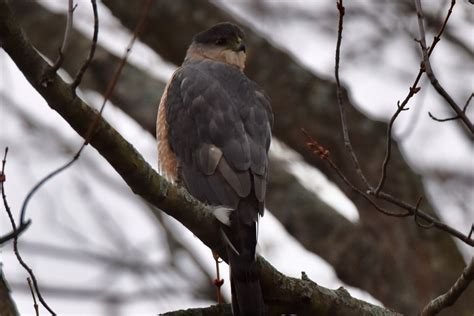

{"left": 0, "top": 267, "right": 19, "bottom": 316}
{"left": 0, "top": 1, "right": 402, "bottom": 314}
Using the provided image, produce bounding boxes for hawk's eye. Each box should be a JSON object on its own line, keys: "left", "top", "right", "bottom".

{"left": 215, "top": 38, "right": 226, "bottom": 45}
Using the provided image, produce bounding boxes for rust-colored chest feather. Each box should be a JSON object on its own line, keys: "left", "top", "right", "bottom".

{"left": 156, "top": 77, "right": 178, "bottom": 182}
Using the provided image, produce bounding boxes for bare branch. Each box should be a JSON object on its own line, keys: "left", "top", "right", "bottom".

{"left": 329, "top": 1, "right": 473, "bottom": 249}
{"left": 19, "top": 0, "right": 154, "bottom": 226}
{"left": 3, "top": 1, "right": 152, "bottom": 314}
{"left": 1, "top": 149, "right": 56, "bottom": 314}
{"left": 375, "top": 0, "right": 459, "bottom": 194}
{"left": 334, "top": 0, "right": 373, "bottom": 190}
{"left": 71, "top": 0, "right": 99, "bottom": 91}
{"left": 429, "top": 92, "right": 473, "bottom": 122}
{"left": 302, "top": 130, "right": 474, "bottom": 247}
{"left": 27, "top": 278, "right": 39, "bottom": 316}
{"left": 429, "top": 111, "right": 460, "bottom": 122}
{"left": 421, "top": 258, "right": 474, "bottom": 316}
{"left": 376, "top": 191, "right": 474, "bottom": 246}
{"left": 375, "top": 87, "right": 420, "bottom": 194}
{"left": 413, "top": 197, "right": 434, "bottom": 229}
{"left": 0, "top": 220, "right": 30, "bottom": 245}
{"left": 0, "top": 148, "right": 30, "bottom": 245}
{"left": 414, "top": 0, "right": 474, "bottom": 134}
{"left": 302, "top": 129, "right": 410, "bottom": 218}
{"left": 161, "top": 304, "right": 233, "bottom": 316}
{"left": 47, "top": 0, "right": 76, "bottom": 77}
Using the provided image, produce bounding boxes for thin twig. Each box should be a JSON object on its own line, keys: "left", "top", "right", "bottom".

{"left": 0, "top": 221, "right": 30, "bottom": 245}
{"left": 84, "top": 0, "right": 153, "bottom": 144}
{"left": 47, "top": 0, "right": 76, "bottom": 76}
{"left": 302, "top": 129, "right": 410, "bottom": 218}
{"left": 11, "top": 2, "right": 154, "bottom": 314}
{"left": 334, "top": 0, "right": 372, "bottom": 190}
{"left": 19, "top": 151, "right": 83, "bottom": 224}
{"left": 429, "top": 92, "right": 473, "bottom": 122}
{"left": 1, "top": 148, "right": 57, "bottom": 314}
{"left": 375, "top": 88, "right": 420, "bottom": 194}
{"left": 413, "top": 196, "right": 434, "bottom": 229}
{"left": 1, "top": 148, "right": 30, "bottom": 244}
{"left": 428, "top": 112, "right": 459, "bottom": 122}
{"left": 376, "top": 191, "right": 473, "bottom": 246}
{"left": 71, "top": 0, "right": 98, "bottom": 91}
{"left": 421, "top": 258, "right": 474, "bottom": 316}
{"left": 27, "top": 277, "right": 40, "bottom": 316}
{"left": 397, "top": 77, "right": 428, "bottom": 139}
{"left": 375, "top": 0, "right": 457, "bottom": 194}
{"left": 1, "top": 148, "right": 15, "bottom": 229}
{"left": 414, "top": 0, "right": 473, "bottom": 134}
{"left": 19, "top": 0, "right": 154, "bottom": 225}
{"left": 302, "top": 130, "right": 474, "bottom": 247}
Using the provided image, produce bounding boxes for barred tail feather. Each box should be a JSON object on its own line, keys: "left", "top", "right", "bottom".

{"left": 229, "top": 250, "right": 264, "bottom": 316}
{"left": 225, "top": 198, "right": 264, "bottom": 316}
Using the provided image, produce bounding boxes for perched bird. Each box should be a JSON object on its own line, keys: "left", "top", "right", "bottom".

{"left": 157, "top": 22, "right": 273, "bottom": 316}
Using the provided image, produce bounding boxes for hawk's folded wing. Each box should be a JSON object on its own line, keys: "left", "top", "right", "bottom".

{"left": 165, "top": 59, "right": 273, "bottom": 228}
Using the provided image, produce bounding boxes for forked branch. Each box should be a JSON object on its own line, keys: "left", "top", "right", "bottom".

{"left": 414, "top": 0, "right": 473, "bottom": 134}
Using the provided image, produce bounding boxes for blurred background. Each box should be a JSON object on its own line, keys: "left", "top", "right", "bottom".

{"left": 0, "top": 0, "right": 472, "bottom": 315}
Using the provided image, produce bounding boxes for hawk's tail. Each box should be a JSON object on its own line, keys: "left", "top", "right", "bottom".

{"left": 225, "top": 198, "right": 264, "bottom": 316}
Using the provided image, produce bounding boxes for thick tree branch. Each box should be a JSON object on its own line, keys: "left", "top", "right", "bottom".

{"left": 160, "top": 304, "right": 232, "bottom": 316}
{"left": 0, "top": 1, "right": 400, "bottom": 314}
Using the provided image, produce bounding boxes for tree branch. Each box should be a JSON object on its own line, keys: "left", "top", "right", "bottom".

{"left": 0, "top": 266, "right": 19, "bottom": 316}
{"left": 70, "top": 0, "right": 98, "bottom": 91}
{"left": 160, "top": 304, "right": 232, "bottom": 316}
{"left": 334, "top": 0, "right": 372, "bottom": 191}
{"left": 421, "top": 258, "right": 474, "bottom": 316}
{"left": 303, "top": 131, "right": 474, "bottom": 246}
{"left": 414, "top": 0, "right": 474, "bottom": 134}
{"left": 0, "top": 0, "right": 400, "bottom": 314}
{"left": 47, "top": 0, "right": 75, "bottom": 76}
{"left": 376, "top": 0, "right": 455, "bottom": 194}
{"left": 2, "top": 149, "right": 55, "bottom": 314}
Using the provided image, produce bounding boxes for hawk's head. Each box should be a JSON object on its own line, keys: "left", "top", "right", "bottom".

{"left": 186, "top": 22, "right": 247, "bottom": 71}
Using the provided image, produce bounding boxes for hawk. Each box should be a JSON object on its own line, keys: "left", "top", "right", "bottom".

{"left": 157, "top": 22, "right": 273, "bottom": 316}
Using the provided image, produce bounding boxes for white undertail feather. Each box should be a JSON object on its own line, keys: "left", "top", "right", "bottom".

{"left": 212, "top": 206, "right": 234, "bottom": 226}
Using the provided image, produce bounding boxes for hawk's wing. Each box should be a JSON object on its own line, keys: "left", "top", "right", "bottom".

{"left": 165, "top": 59, "right": 273, "bottom": 227}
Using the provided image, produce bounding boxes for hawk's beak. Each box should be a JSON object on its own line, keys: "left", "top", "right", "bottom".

{"left": 236, "top": 43, "right": 246, "bottom": 53}
{"left": 235, "top": 38, "right": 246, "bottom": 53}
